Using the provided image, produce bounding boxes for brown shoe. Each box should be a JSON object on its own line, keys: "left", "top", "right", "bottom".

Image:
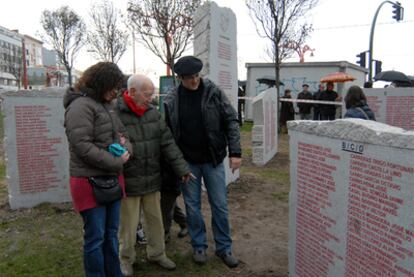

{"left": 149, "top": 256, "right": 176, "bottom": 270}
{"left": 120, "top": 262, "right": 133, "bottom": 276}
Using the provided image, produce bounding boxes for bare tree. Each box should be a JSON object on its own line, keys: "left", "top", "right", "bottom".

{"left": 127, "top": 0, "right": 203, "bottom": 75}
{"left": 87, "top": 0, "right": 128, "bottom": 63}
{"left": 246, "top": 0, "right": 317, "bottom": 97}
{"left": 40, "top": 6, "right": 85, "bottom": 87}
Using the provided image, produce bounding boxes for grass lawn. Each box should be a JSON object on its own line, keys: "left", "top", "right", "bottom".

{"left": 0, "top": 115, "right": 290, "bottom": 276}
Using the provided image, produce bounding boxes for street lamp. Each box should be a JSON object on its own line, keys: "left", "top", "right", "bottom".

{"left": 282, "top": 42, "right": 315, "bottom": 63}
{"left": 368, "top": 1, "right": 404, "bottom": 82}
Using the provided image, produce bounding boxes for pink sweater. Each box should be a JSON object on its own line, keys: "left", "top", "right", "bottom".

{"left": 69, "top": 175, "right": 126, "bottom": 212}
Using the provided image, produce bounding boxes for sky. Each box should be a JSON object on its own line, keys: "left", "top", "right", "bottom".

{"left": 1, "top": 0, "right": 413, "bottom": 85}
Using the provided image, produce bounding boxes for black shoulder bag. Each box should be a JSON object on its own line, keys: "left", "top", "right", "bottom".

{"left": 88, "top": 104, "right": 123, "bottom": 205}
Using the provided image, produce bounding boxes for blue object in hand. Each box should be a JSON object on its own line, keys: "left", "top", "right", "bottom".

{"left": 108, "top": 143, "right": 126, "bottom": 157}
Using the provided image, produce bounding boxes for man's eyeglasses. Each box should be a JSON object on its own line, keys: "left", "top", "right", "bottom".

{"left": 142, "top": 90, "right": 155, "bottom": 98}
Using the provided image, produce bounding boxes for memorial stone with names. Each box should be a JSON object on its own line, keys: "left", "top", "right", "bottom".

{"left": 356, "top": 87, "right": 414, "bottom": 130}
{"left": 2, "top": 89, "right": 70, "bottom": 209}
{"left": 252, "top": 87, "right": 278, "bottom": 166}
{"left": 288, "top": 119, "right": 414, "bottom": 276}
{"left": 194, "top": 1, "right": 239, "bottom": 184}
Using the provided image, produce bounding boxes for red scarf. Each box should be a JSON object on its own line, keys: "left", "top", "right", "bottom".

{"left": 123, "top": 91, "right": 148, "bottom": 117}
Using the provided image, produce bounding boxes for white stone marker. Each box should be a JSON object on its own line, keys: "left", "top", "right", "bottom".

{"left": 2, "top": 89, "right": 70, "bottom": 209}
{"left": 252, "top": 87, "right": 278, "bottom": 165}
{"left": 194, "top": 1, "right": 239, "bottom": 184}
{"left": 288, "top": 119, "right": 414, "bottom": 276}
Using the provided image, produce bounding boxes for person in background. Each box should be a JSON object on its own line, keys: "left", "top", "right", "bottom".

{"left": 63, "top": 62, "right": 131, "bottom": 277}
{"left": 344, "top": 85, "right": 376, "bottom": 120}
{"left": 237, "top": 82, "right": 246, "bottom": 126}
{"left": 279, "top": 89, "right": 295, "bottom": 133}
{"left": 164, "top": 56, "right": 241, "bottom": 268}
{"left": 160, "top": 158, "right": 188, "bottom": 243}
{"left": 313, "top": 83, "right": 324, "bottom": 120}
{"left": 116, "top": 74, "right": 193, "bottom": 276}
{"left": 319, "top": 82, "right": 339, "bottom": 120}
{"left": 363, "top": 81, "right": 373, "bottom": 88}
{"left": 297, "top": 84, "right": 313, "bottom": 120}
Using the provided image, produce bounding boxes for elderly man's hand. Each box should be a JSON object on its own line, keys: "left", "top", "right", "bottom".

{"left": 229, "top": 157, "right": 242, "bottom": 173}
{"left": 181, "top": 172, "right": 196, "bottom": 184}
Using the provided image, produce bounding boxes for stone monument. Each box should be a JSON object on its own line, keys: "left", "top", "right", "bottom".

{"left": 358, "top": 87, "right": 414, "bottom": 130}
{"left": 2, "top": 89, "right": 70, "bottom": 209}
{"left": 252, "top": 87, "right": 278, "bottom": 166}
{"left": 288, "top": 119, "right": 414, "bottom": 276}
{"left": 194, "top": 1, "right": 239, "bottom": 184}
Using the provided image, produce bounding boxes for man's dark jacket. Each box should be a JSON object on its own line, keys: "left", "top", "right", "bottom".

{"left": 319, "top": 89, "right": 339, "bottom": 117}
{"left": 297, "top": 91, "right": 313, "bottom": 114}
{"left": 163, "top": 78, "right": 241, "bottom": 166}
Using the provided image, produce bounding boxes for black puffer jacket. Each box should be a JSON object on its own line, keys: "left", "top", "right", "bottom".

{"left": 116, "top": 96, "right": 189, "bottom": 196}
{"left": 163, "top": 78, "right": 241, "bottom": 166}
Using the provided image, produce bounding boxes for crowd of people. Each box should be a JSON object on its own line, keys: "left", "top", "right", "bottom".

{"left": 63, "top": 55, "right": 377, "bottom": 276}
{"left": 279, "top": 81, "right": 375, "bottom": 132}
{"left": 64, "top": 56, "right": 241, "bottom": 276}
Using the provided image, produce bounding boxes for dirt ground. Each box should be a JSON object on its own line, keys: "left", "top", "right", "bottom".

{"left": 192, "top": 131, "right": 290, "bottom": 277}
{"left": 0, "top": 130, "right": 291, "bottom": 277}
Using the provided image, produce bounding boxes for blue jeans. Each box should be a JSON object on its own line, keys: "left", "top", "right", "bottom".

{"left": 181, "top": 162, "right": 232, "bottom": 255}
{"left": 80, "top": 200, "right": 122, "bottom": 277}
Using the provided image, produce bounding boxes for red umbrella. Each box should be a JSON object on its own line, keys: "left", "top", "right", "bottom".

{"left": 320, "top": 72, "right": 356, "bottom": 83}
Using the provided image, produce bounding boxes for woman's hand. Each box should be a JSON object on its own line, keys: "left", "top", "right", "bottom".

{"left": 119, "top": 133, "right": 126, "bottom": 146}
{"left": 120, "top": 151, "right": 130, "bottom": 164}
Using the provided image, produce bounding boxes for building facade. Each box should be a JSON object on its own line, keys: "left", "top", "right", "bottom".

{"left": 244, "top": 61, "right": 368, "bottom": 120}
{"left": 24, "top": 35, "right": 43, "bottom": 67}
{"left": 0, "top": 26, "right": 23, "bottom": 91}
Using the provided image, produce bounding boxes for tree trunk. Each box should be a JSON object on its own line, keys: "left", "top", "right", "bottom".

{"left": 274, "top": 41, "right": 281, "bottom": 134}
{"left": 67, "top": 67, "right": 72, "bottom": 87}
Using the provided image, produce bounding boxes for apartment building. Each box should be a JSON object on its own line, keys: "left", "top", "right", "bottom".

{"left": 0, "top": 25, "right": 23, "bottom": 91}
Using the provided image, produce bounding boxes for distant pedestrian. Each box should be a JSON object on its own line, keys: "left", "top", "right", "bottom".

{"left": 313, "top": 83, "right": 324, "bottom": 120}
{"left": 363, "top": 81, "right": 373, "bottom": 88}
{"left": 279, "top": 89, "right": 295, "bottom": 133}
{"left": 344, "top": 86, "right": 376, "bottom": 120}
{"left": 297, "top": 84, "right": 313, "bottom": 120}
{"left": 319, "top": 82, "right": 339, "bottom": 120}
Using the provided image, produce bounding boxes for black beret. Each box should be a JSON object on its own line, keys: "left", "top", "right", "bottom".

{"left": 302, "top": 84, "right": 309, "bottom": 88}
{"left": 173, "top": 56, "right": 203, "bottom": 76}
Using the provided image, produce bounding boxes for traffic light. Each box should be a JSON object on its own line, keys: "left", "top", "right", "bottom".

{"left": 392, "top": 2, "right": 403, "bottom": 21}
{"left": 356, "top": 52, "right": 366, "bottom": 68}
{"left": 374, "top": 60, "right": 382, "bottom": 75}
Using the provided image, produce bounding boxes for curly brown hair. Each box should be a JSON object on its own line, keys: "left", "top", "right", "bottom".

{"left": 74, "top": 62, "right": 124, "bottom": 102}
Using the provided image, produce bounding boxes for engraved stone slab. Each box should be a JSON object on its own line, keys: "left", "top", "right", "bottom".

{"left": 194, "top": 1, "right": 239, "bottom": 184}
{"left": 2, "top": 89, "right": 70, "bottom": 209}
{"left": 362, "top": 87, "right": 414, "bottom": 130}
{"left": 288, "top": 119, "right": 414, "bottom": 276}
{"left": 252, "top": 88, "right": 278, "bottom": 166}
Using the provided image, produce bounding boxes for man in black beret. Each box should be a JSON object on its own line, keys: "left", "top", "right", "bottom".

{"left": 163, "top": 55, "right": 241, "bottom": 268}
{"left": 297, "top": 83, "right": 313, "bottom": 120}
